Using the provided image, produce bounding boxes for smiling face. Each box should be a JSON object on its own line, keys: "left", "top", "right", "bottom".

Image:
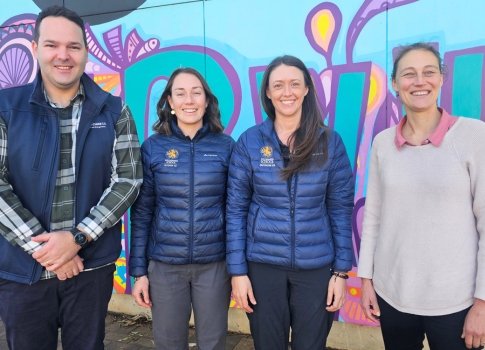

{"left": 392, "top": 49, "right": 443, "bottom": 115}
{"left": 32, "top": 16, "right": 88, "bottom": 99}
{"left": 266, "top": 64, "right": 309, "bottom": 121}
{"left": 167, "top": 73, "right": 208, "bottom": 133}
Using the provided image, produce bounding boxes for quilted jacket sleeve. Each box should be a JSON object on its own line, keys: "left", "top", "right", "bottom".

{"left": 326, "top": 131, "right": 354, "bottom": 272}
{"left": 226, "top": 133, "right": 253, "bottom": 275}
{"left": 129, "top": 138, "right": 156, "bottom": 277}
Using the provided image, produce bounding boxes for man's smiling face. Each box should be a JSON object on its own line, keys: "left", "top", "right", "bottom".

{"left": 32, "top": 15, "right": 88, "bottom": 97}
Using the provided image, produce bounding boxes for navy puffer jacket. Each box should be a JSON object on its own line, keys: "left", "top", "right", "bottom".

{"left": 129, "top": 121, "right": 235, "bottom": 277}
{"left": 226, "top": 118, "right": 354, "bottom": 276}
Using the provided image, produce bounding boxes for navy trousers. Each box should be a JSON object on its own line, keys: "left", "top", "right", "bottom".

{"left": 0, "top": 264, "right": 115, "bottom": 350}
{"left": 247, "top": 262, "right": 334, "bottom": 350}
{"left": 377, "top": 293, "right": 483, "bottom": 350}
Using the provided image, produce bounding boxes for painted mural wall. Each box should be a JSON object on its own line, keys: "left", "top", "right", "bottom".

{"left": 1, "top": 0, "right": 484, "bottom": 325}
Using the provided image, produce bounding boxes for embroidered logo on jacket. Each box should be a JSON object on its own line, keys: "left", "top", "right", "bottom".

{"left": 260, "top": 146, "right": 273, "bottom": 157}
{"left": 166, "top": 149, "right": 179, "bottom": 159}
{"left": 90, "top": 122, "right": 107, "bottom": 129}
{"left": 260, "top": 146, "right": 275, "bottom": 167}
{"left": 164, "top": 149, "right": 179, "bottom": 167}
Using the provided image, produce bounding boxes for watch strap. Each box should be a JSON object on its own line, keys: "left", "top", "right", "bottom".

{"left": 70, "top": 227, "right": 88, "bottom": 247}
{"left": 70, "top": 227, "right": 83, "bottom": 236}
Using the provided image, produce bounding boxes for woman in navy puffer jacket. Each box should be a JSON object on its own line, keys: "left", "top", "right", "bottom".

{"left": 129, "top": 68, "right": 235, "bottom": 350}
{"left": 227, "top": 56, "right": 354, "bottom": 350}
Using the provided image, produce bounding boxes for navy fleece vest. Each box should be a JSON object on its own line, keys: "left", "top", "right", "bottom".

{"left": 0, "top": 72, "right": 123, "bottom": 284}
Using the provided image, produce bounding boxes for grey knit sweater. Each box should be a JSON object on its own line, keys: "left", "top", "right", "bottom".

{"left": 358, "top": 117, "right": 485, "bottom": 316}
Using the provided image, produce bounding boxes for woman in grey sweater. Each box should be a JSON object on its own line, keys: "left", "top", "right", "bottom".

{"left": 358, "top": 42, "right": 485, "bottom": 350}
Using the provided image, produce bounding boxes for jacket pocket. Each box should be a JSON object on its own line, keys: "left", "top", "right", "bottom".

{"left": 32, "top": 117, "right": 48, "bottom": 171}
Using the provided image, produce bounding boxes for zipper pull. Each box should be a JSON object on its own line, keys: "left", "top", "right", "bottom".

{"left": 290, "top": 200, "right": 295, "bottom": 217}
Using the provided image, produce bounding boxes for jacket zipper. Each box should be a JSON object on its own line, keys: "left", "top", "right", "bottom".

{"left": 290, "top": 173, "right": 298, "bottom": 268}
{"left": 33, "top": 117, "right": 48, "bottom": 170}
{"left": 32, "top": 112, "right": 59, "bottom": 284}
{"left": 189, "top": 141, "right": 195, "bottom": 263}
{"left": 43, "top": 112, "right": 60, "bottom": 226}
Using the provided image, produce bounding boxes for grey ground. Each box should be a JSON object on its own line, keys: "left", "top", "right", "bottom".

{"left": 0, "top": 312, "right": 347, "bottom": 349}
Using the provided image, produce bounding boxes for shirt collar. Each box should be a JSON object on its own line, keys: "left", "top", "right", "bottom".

{"left": 42, "top": 83, "right": 85, "bottom": 109}
{"left": 394, "top": 107, "right": 458, "bottom": 150}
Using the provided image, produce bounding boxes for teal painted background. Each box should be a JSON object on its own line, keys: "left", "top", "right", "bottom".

{"left": 1, "top": 0, "right": 484, "bottom": 325}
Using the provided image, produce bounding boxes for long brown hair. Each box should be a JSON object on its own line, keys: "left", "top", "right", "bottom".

{"left": 153, "top": 68, "right": 224, "bottom": 135}
{"left": 260, "top": 55, "right": 328, "bottom": 180}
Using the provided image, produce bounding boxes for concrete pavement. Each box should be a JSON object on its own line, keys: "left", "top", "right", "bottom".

{"left": 0, "top": 313, "right": 348, "bottom": 350}
{"left": 0, "top": 311, "right": 431, "bottom": 349}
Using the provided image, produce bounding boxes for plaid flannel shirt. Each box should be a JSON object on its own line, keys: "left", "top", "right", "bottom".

{"left": 0, "top": 84, "right": 142, "bottom": 279}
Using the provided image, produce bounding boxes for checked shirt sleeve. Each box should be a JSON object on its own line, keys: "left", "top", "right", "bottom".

{"left": 78, "top": 103, "right": 143, "bottom": 240}
{"left": 0, "top": 115, "right": 47, "bottom": 254}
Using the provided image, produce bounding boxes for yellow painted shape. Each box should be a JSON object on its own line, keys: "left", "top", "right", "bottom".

{"left": 317, "top": 13, "right": 331, "bottom": 43}
{"left": 368, "top": 75, "right": 377, "bottom": 107}
{"left": 311, "top": 10, "right": 335, "bottom": 52}
{"left": 114, "top": 274, "right": 125, "bottom": 287}
{"left": 230, "top": 300, "right": 241, "bottom": 308}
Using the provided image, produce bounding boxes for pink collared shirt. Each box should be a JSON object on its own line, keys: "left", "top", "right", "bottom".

{"left": 394, "top": 108, "right": 458, "bottom": 150}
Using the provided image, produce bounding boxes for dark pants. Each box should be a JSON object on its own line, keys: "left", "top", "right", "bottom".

{"left": 0, "top": 264, "right": 115, "bottom": 350}
{"left": 377, "top": 294, "right": 483, "bottom": 350}
{"left": 247, "top": 262, "right": 333, "bottom": 350}
{"left": 149, "top": 260, "right": 231, "bottom": 350}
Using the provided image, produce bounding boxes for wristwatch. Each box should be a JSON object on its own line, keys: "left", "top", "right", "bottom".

{"left": 70, "top": 227, "right": 89, "bottom": 248}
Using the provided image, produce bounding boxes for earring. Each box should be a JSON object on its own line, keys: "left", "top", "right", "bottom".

{"left": 396, "top": 92, "right": 400, "bottom": 97}
{"left": 171, "top": 109, "right": 175, "bottom": 115}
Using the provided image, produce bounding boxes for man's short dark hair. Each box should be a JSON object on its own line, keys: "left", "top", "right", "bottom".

{"left": 34, "top": 5, "right": 87, "bottom": 47}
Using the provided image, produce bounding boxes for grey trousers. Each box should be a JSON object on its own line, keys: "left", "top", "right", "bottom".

{"left": 148, "top": 260, "right": 231, "bottom": 350}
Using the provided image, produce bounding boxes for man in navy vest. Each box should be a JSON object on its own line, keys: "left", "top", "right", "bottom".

{"left": 0, "top": 5, "right": 142, "bottom": 349}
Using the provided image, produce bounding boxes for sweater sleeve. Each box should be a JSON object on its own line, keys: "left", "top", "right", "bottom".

{"left": 466, "top": 121, "right": 485, "bottom": 301}
{"left": 226, "top": 133, "right": 253, "bottom": 276}
{"left": 357, "top": 134, "right": 383, "bottom": 279}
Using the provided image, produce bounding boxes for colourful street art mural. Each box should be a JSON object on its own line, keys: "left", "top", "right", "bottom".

{"left": 1, "top": 0, "right": 484, "bottom": 325}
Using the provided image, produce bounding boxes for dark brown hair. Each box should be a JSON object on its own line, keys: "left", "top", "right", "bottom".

{"left": 34, "top": 5, "right": 87, "bottom": 47}
{"left": 260, "top": 55, "right": 328, "bottom": 180}
{"left": 153, "top": 68, "right": 224, "bottom": 135}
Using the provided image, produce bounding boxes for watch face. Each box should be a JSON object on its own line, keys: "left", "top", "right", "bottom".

{"left": 74, "top": 232, "right": 88, "bottom": 246}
